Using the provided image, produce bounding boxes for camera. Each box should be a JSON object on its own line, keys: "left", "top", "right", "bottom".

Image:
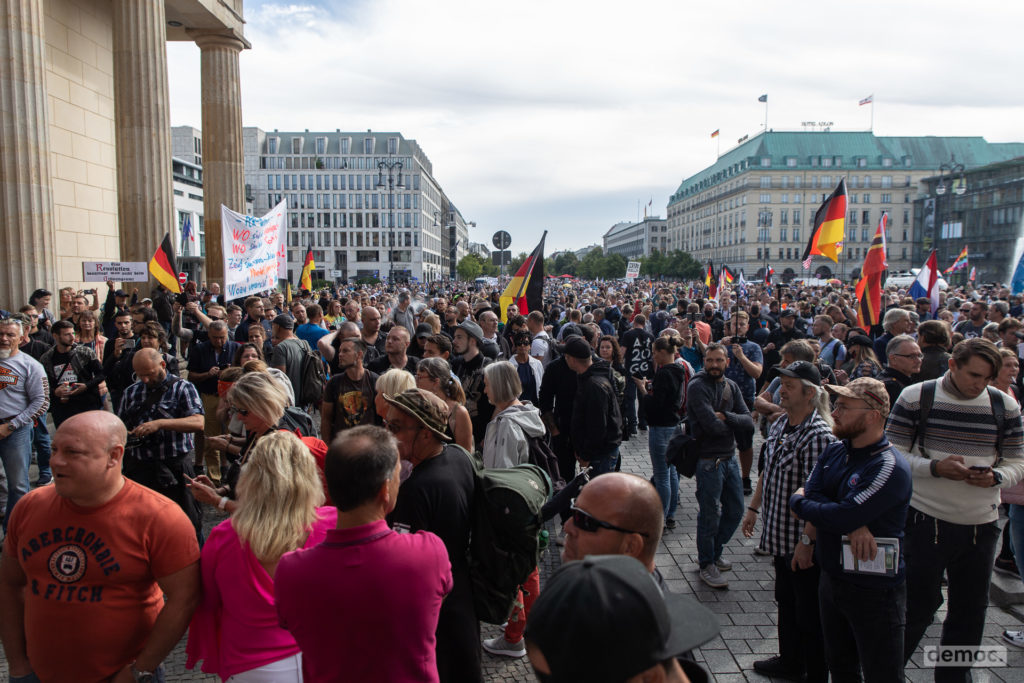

{"left": 123, "top": 339, "right": 136, "bottom": 351}
{"left": 84, "top": 289, "right": 96, "bottom": 295}
{"left": 734, "top": 335, "right": 748, "bottom": 345}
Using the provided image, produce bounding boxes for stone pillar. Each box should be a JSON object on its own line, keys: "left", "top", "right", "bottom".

{"left": 0, "top": 0, "right": 57, "bottom": 309}
{"left": 193, "top": 32, "right": 246, "bottom": 286}
{"left": 111, "top": 0, "right": 175, "bottom": 285}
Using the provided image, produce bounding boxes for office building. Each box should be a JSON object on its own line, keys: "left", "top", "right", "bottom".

{"left": 603, "top": 217, "right": 668, "bottom": 259}
{"left": 667, "top": 131, "right": 1024, "bottom": 282}
{"left": 243, "top": 127, "right": 469, "bottom": 284}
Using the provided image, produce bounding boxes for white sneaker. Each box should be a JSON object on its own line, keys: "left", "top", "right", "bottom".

{"left": 700, "top": 564, "right": 729, "bottom": 589}
{"left": 483, "top": 635, "right": 526, "bottom": 658}
{"left": 753, "top": 546, "right": 771, "bottom": 556}
{"left": 1003, "top": 629, "right": 1024, "bottom": 648}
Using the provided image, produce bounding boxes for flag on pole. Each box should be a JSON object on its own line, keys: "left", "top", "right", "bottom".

{"left": 970, "top": 266, "right": 977, "bottom": 282}
{"left": 855, "top": 212, "right": 888, "bottom": 332}
{"left": 286, "top": 282, "right": 293, "bottom": 304}
{"left": 710, "top": 129, "right": 720, "bottom": 138}
{"left": 704, "top": 261, "right": 717, "bottom": 298}
{"left": 500, "top": 232, "right": 546, "bottom": 322}
{"left": 299, "top": 246, "right": 315, "bottom": 292}
{"left": 758, "top": 94, "right": 768, "bottom": 103}
{"left": 148, "top": 233, "right": 182, "bottom": 294}
{"left": 737, "top": 272, "right": 748, "bottom": 300}
{"left": 908, "top": 250, "right": 940, "bottom": 315}
{"left": 859, "top": 95, "right": 874, "bottom": 106}
{"left": 802, "top": 178, "right": 848, "bottom": 267}
{"left": 181, "top": 215, "right": 195, "bottom": 250}
{"left": 721, "top": 265, "right": 735, "bottom": 284}
{"left": 943, "top": 246, "right": 969, "bottom": 274}
{"left": 764, "top": 264, "right": 774, "bottom": 285}
{"left": 716, "top": 268, "right": 726, "bottom": 304}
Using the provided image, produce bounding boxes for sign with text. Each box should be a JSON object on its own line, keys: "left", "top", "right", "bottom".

{"left": 222, "top": 200, "right": 288, "bottom": 300}
{"left": 625, "top": 261, "right": 641, "bottom": 280}
{"left": 82, "top": 261, "right": 148, "bottom": 282}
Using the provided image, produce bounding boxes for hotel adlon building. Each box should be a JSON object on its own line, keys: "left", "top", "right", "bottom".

{"left": 667, "top": 131, "right": 1024, "bottom": 282}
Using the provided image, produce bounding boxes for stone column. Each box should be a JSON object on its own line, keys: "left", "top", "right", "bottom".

{"left": 111, "top": 0, "right": 175, "bottom": 285}
{"left": 0, "top": 0, "right": 57, "bottom": 309}
{"left": 193, "top": 32, "right": 246, "bottom": 286}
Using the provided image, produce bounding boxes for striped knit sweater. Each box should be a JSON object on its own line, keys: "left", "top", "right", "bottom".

{"left": 885, "top": 377, "right": 1024, "bottom": 524}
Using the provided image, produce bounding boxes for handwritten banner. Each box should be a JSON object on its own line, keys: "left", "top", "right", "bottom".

{"left": 221, "top": 200, "right": 288, "bottom": 300}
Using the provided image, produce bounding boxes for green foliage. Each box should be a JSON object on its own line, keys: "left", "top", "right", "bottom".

{"left": 457, "top": 254, "right": 484, "bottom": 281}
{"left": 311, "top": 278, "right": 332, "bottom": 290}
{"left": 508, "top": 251, "right": 530, "bottom": 273}
{"left": 546, "top": 247, "right": 704, "bottom": 280}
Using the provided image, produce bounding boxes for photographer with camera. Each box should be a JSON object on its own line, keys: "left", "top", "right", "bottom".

{"left": 186, "top": 320, "right": 239, "bottom": 485}
{"left": 721, "top": 311, "right": 763, "bottom": 495}
{"left": 118, "top": 348, "right": 205, "bottom": 542}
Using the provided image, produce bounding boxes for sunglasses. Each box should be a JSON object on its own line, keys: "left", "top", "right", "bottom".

{"left": 570, "top": 504, "right": 649, "bottom": 537}
{"left": 236, "top": 409, "right": 250, "bottom": 417}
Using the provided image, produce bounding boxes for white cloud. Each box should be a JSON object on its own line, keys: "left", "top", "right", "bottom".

{"left": 168, "top": 0, "right": 1024, "bottom": 251}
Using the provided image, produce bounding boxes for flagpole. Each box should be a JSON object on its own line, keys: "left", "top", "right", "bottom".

{"left": 717, "top": 133, "right": 720, "bottom": 158}
{"left": 870, "top": 99, "right": 874, "bottom": 132}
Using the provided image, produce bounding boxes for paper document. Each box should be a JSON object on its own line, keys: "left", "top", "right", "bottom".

{"left": 840, "top": 536, "right": 899, "bottom": 576}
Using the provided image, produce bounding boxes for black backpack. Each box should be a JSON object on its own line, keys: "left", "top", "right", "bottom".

{"left": 462, "top": 449, "right": 552, "bottom": 624}
{"left": 526, "top": 434, "right": 565, "bottom": 493}
{"left": 278, "top": 405, "right": 320, "bottom": 439}
{"left": 298, "top": 341, "right": 327, "bottom": 407}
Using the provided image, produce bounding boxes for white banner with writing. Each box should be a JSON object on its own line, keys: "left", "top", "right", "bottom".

{"left": 82, "top": 261, "right": 148, "bottom": 282}
{"left": 625, "top": 261, "right": 641, "bottom": 280}
{"left": 221, "top": 200, "right": 288, "bottom": 300}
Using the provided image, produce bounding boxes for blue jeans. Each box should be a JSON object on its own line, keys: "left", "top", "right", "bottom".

{"left": 32, "top": 418, "right": 51, "bottom": 481}
{"left": 1008, "top": 504, "right": 1024, "bottom": 577}
{"left": 589, "top": 448, "right": 620, "bottom": 476}
{"left": 694, "top": 456, "right": 744, "bottom": 567}
{"left": 624, "top": 380, "right": 640, "bottom": 428}
{"left": 648, "top": 426, "right": 679, "bottom": 520}
{"left": 0, "top": 423, "right": 33, "bottom": 527}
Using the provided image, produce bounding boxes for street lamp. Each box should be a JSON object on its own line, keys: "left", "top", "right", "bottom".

{"left": 934, "top": 155, "right": 966, "bottom": 277}
{"left": 758, "top": 208, "right": 772, "bottom": 281}
{"left": 376, "top": 156, "right": 405, "bottom": 286}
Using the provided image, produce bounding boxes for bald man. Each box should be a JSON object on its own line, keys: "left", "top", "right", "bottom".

{"left": 118, "top": 348, "right": 205, "bottom": 540}
{"left": 0, "top": 411, "right": 200, "bottom": 683}
{"left": 563, "top": 473, "right": 664, "bottom": 578}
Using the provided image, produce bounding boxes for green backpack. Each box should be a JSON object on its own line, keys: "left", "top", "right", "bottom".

{"left": 462, "top": 449, "right": 552, "bottom": 624}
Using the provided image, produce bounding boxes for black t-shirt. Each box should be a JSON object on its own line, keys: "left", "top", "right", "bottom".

{"left": 620, "top": 328, "right": 654, "bottom": 379}
{"left": 323, "top": 370, "right": 379, "bottom": 436}
{"left": 366, "top": 354, "right": 418, "bottom": 375}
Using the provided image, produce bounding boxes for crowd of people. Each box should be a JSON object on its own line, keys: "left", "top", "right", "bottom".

{"left": 0, "top": 273, "right": 1023, "bottom": 681}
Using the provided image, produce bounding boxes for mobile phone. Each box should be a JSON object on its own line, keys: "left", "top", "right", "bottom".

{"left": 688, "top": 312, "right": 697, "bottom": 322}
{"left": 735, "top": 335, "right": 748, "bottom": 344}
{"left": 968, "top": 465, "right": 991, "bottom": 472}
{"left": 123, "top": 339, "right": 136, "bottom": 351}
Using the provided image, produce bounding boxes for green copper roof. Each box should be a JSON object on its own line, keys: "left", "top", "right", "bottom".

{"left": 669, "top": 131, "right": 1024, "bottom": 204}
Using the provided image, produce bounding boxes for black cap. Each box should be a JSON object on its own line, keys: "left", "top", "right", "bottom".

{"left": 845, "top": 334, "right": 873, "bottom": 349}
{"left": 775, "top": 360, "right": 821, "bottom": 386}
{"left": 114, "top": 289, "right": 128, "bottom": 297}
{"left": 557, "top": 335, "right": 592, "bottom": 360}
{"left": 525, "top": 555, "right": 719, "bottom": 682}
{"left": 415, "top": 322, "right": 433, "bottom": 339}
{"left": 271, "top": 314, "right": 294, "bottom": 330}
{"left": 779, "top": 308, "right": 797, "bottom": 318}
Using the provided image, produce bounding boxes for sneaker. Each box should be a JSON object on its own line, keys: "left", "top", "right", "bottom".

{"left": 699, "top": 564, "right": 729, "bottom": 589}
{"left": 995, "top": 556, "right": 1020, "bottom": 578}
{"left": 665, "top": 517, "right": 677, "bottom": 530}
{"left": 753, "top": 546, "right": 771, "bottom": 556}
{"left": 1003, "top": 630, "right": 1024, "bottom": 648}
{"left": 715, "top": 557, "right": 733, "bottom": 572}
{"left": 753, "top": 655, "right": 803, "bottom": 681}
{"left": 743, "top": 476, "right": 753, "bottom": 496}
{"left": 482, "top": 635, "right": 526, "bottom": 658}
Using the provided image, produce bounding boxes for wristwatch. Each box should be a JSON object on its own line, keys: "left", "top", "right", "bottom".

{"left": 992, "top": 470, "right": 1004, "bottom": 487}
{"left": 131, "top": 663, "right": 155, "bottom": 683}
{"left": 799, "top": 533, "right": 815, "bottom": 546}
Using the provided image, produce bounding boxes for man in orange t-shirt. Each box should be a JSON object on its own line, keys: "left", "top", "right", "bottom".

{"left": 0, "top": 411, "right": 200, "bottom": 683}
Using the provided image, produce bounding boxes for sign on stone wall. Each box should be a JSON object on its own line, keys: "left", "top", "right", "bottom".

{"left": 82, "top": 261, "right": 148, "bottom": 282}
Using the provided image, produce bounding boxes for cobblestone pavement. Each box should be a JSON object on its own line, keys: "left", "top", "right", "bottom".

{"left": 4, "top": 431, "right": 1024, "bottom": 681}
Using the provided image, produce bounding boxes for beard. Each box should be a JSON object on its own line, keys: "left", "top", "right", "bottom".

{"left": 705, "top": 366, "right": 723, "bottom": 378}
{"left": 832, "top": 415, "right": 865, "bottom": 441}
{"left": 0, "top": 348, "right": 10, "bottom": 360}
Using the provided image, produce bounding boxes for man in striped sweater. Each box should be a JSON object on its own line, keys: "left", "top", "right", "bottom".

{"left": 886, "top": 338, "right": 1024, "bottom": 682}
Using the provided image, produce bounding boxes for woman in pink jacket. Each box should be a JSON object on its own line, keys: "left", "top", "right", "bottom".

{"left": 187, "top": 430, "right": 336, "bottom": 681}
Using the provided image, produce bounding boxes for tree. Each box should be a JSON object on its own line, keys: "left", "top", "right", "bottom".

{"left": 577, "top": 247, "right": 605, "bottom": 279}
{"left": 457, "top": 254, "right": 483, "bottom": 281}
{"left": 553, "top": 251, "right": 578, "bottom": 276}
{"left": 508, "top": 251, "right": 530, "bottom": 273}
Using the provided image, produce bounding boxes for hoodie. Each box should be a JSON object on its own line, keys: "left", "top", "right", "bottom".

{"left": 571, "top": 358, "right": 623, "bottom": 461}
{"left": 482, "top": 403, "right": 546, "bottom": 469}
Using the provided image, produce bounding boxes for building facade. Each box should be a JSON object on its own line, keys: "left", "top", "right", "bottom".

{"left": 0, "top": 0, "right": 249, "bottom": 309}
{"left": 913, "top": 157, "right": 1024, "bottom": 284}
{"left": 667, "top": 131, "right": 1024, "bottom": 282}
{"left": 242, "top": 127, "right": 468, "bottom": 285}
{"left": 603, "top": 217, "right": 668, "bottom": 259}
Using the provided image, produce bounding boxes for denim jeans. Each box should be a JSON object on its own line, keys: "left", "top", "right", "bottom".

{"left": 624, "top": 380, "right": 641, "bottom": 428}
{"left": 1009, "top": 504, "right": 1024, "bottom": 576}
{"left": 648, "top": 426, "right": 679, "bottom": 520}
{"left": 694, "top": 456, "right": 743, "bottom": 567}
{"left": 774, "top": 555, "right": 827, "bottom": 682}
{"left": 0, "top": 423, "right": 33, "bottom": 527}
{"left": 32, "top": 418, "right": 51, "bottom": 481}
{"left": 589, "top": 448, "right": 620, "bottom": 476}
{"left": 903, "top": 507, "right": 1000, "bottom": 683}
{"left": 819, "top": 571, "right": 906, "bottom": 683}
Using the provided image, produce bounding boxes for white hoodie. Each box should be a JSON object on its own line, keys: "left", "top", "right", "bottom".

{"left": 482, "top": 403, "right": 546, "bottom": 469}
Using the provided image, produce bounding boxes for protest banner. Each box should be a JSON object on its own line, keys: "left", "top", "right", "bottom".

{"left": 222, "top": 200, "right": 288, "bottom": 300}
{"left": 82, "top": 261, "right": 148, "bottom": 282}
{"left": 625, "top": 261, "right": 641, "bottom": 280}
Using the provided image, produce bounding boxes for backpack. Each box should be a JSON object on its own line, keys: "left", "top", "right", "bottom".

{"left": 526, "top": 434, "right": 565, "bottom": 492}
{"left": 674, "top": 362, "right": 694, "bottom": 422}
{"left": 298, "top": 341, "right": 327, "bottom": 407}
{"left": 534, "top": 331, "right": 557, "bottom": 367}
{"left": 463, "top": 449, "right": 552, "bottom": 624}
{"left": 909, "top": 380, "right": 1006, "bottom": 459}
{"left": 278, "top": 405, "right": 320, "bottom": 439}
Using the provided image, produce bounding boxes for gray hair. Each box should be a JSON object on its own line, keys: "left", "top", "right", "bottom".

{"left": 882, "top": 307, "right": 910, "bottom": 333}
{"left": 207, "top": 320, "right": 228, "bottom": 333}
{"left": 991, "top": 301, "right": 1010, "bottom": 317}
{"left": 886, "top": 334, "right": 917, "bottom": 359}
{"left": 486, "top": 361, "right": 523, "bottom": 405}
{"left": 0, "top": 318, "right": 24, "bottom": 336}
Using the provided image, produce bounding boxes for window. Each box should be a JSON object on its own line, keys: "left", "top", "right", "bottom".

{"left": 822, "top": 157, "right": 832, "bottom": 167}
{"left": 780, "top": 210, "right": 789, "bottom": 225}
{"left": 792, "top": 228, "right": 800, "bottom": 243}
{"left": 786, "top": 157, "right": 797, "bottom": 167}
{"left": 388, "top": 137, "right": 398, "bottom": 155}
{"left": 862, "top": 210, "right": 870, "bottom": 224}
{"left": 861, "top": 228, "right": 869, "bottom": 241}
{"left": 881, "top": 176, "right": 892, "bottom": 188}
{"left": 793, "top": 177, "right": 801, "bottom": 189}
{"left": 779, "top": 248, "right": 784, "bottom": 259}
{"left": 760, "top": 176, "right": 771, "bottom": 188}
{"left": 881, "top": 193, "right": 892, "bottom": 203}
{"left": 340, "top": 137, "right": 350, "bottom": 155}
{"left": 291, "top": 137, "right": 302, "bottom": 154}
{"left": 315, "top": 137, "right": 326, "bottom": 155}
{"left": 780, "top": 228, "right": 788, "bottom": 241}
{"left": 363, "top": 137, "right": 374, "bottom": 155}
{"left": 882, "top": 158, "right": 892, "bottom": 167}
{"left": 903, "top": 209, "right": 909, "bottom": 224}
{"left": 759, "top": 193, "right": 771, "bottom": 203}
{"left": 862, "top": 193, "right": 871, "bottom": 203}
{"left": 761, "top": 157, "right": 771, "bottom": 167}
{"left": 267, "top": 137, "right": 278, "bottom": 154}
{"left": 781, "top": 176, "right": 789, "bottom": 188}
{"left": 757, "top": 248, "right": 762, "bottom": 260}
{"left": 792, "top": 209, "right": 801, "bottom": 225}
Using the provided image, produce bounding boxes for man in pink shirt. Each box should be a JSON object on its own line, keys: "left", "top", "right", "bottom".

{"left": 276, "top": 425, "right": 452, "bottom": 683}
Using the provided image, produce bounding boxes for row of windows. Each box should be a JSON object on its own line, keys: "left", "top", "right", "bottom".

{"left": 264, "top": 173, "right": 423, "bottom": 193}
{"left": 276, "top": 209, "right": 421, "bottom": 230}
{"left": 267, "top": 136, "right": 400, "bottom": 157}
{"left": 765, "top": 156, "right": 910, "bottom": 169}
{"left": 259, "top": 155, "right": 414, "bottom": 171}
{"left": 286, "top": 230, "right": 423, "bottom": 251}
{"left": 265, "top": 191, "right": 420, "bottom": 211}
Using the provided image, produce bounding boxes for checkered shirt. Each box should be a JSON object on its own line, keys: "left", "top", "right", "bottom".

{"left": 118, "top": 374, "right": 204, "bottom": 461}
{"left": 759, "top": 408, "right": 836, "bottom": 556}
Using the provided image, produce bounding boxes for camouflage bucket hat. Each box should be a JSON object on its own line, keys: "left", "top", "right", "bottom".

{"left": 383, "top": 388, "right": 453, "bottom": 442}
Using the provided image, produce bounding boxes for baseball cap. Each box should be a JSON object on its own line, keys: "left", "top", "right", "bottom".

{"left": 114, "top": 289, "right": 128, "bottom": 297}
{"left": 779, "top": 308, "right": 797, "bottom": 318}
{"left": 845, "top": 334, "right": 873, "bottom": 349}
{"left": 382, "top": 389, "right": 453, "bottom": 442}
{"left": 775, "top": 360, "right": 821, "bottom": 386}
{"left": 525, "top": 555, "right": 719, "bottom": 682}
{"left": 556, "top": 335, "right": 592, "bottom": 360}
{"left": 825, "top": 377, "right": 890, "bottom": 416}
{"left": 457, "top": 319, "right": 484, "bottom": 344}
{"left": 415, "top": 322, "right": 433, "bottom": 340}
{"left": 271, "top": 314, "right": 294, "bottom": 330}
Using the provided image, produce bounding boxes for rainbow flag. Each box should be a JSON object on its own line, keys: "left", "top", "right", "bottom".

{"left": 943, "top": 246, "right": 968, "bottom": 274}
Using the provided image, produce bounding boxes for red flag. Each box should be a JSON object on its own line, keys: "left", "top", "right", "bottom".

{"left": 855, "top": 213, "right": 887, "bottom": 332}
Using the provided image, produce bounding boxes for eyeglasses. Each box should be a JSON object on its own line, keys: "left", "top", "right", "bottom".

{"left": 236, "top": 409, "right": 250, "bottom": 417}
{"left": 891, "top": 352, "right": 923, "bottom": 359}
{"left": 570, "top": 504, "right": 649, "bottom": 537}
{"left": 208, "top": 316, "right": 224, "bottom": 321}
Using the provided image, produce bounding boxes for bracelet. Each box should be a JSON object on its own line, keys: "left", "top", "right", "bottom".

{"left": 747, "top": 506, "right": 759, "bottom": 514}
{"left": 218, "top": 496, "right": 229, "bottom": 510}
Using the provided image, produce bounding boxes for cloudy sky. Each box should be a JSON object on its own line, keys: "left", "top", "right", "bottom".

{"left": 167, "top": 0, "right": 1024, "bottom": 253}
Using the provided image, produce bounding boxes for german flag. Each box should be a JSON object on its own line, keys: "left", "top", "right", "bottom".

{"left": 802, "top": 178, "right": 847, "bottom": 266}
{"left": 500, "top": 232, "right": 546, "bottom": 322}
{"left": 704, "top": 261, "right": 717, "bottom": 298}
{"left": 721, "top": 265, "right": 735, "bottom": 284}
{"left": 299, "top": 246, "right": 315, "bottom": 292}
{"left": 855, "top": 212, "right": 888, "bottom": 332}
{"left": 764, "top": 264, "right": 775, "bottom": 285}
{"left": 148, "top": 232, "right": 181, "bottom": 293}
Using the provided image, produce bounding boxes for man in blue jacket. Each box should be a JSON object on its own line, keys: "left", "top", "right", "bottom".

{"left": 790, "top": 377, "right": 912, "bottom": 683}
